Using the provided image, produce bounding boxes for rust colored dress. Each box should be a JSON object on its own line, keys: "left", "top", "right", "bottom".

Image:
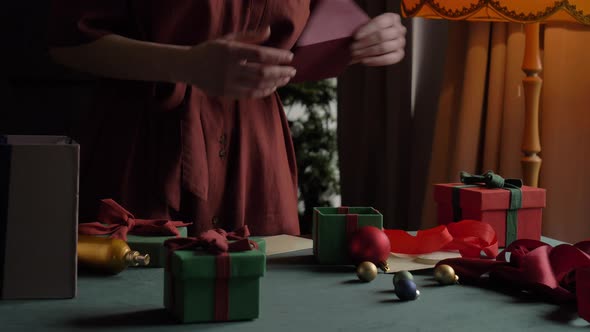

{"left": 49, "top": 1, "right": 311, "bottom": 235}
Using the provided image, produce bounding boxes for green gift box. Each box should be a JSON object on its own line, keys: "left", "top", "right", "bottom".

{"left": 164, "top": 238, "right": 266, "bottom": 323}
{"left": 126, "top": 227, "right": 188, "bottom": 268}
{"left": 313, "top": 207, "right": 383, "bottom": 264}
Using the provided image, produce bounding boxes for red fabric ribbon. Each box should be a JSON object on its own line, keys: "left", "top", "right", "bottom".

{"left": 337, "top": 207, "right": 359, "bottom": 238}
{"left": 163, "top": 226, "right": 256, "bottom": 321}
{"left": 78, "top": 199, "right": 191, "bottom": 241}
{"left": 437, "top": 239, "right": 590, "bottom": 322}
{"left": 384, "top": 220, "right": 499, "bottom": 258}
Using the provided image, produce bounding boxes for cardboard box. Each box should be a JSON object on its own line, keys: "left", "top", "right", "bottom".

{"left": 313, "top": 207, "right": 383, "bottom": 264}
{"left": 0, "top": 135, "right": 79, "bottom": 299}
{"left": 164, "top": 238, "right": 266, "bottom": 322}
{"left": 434, "top": 183, "right": 546, "bottom": 247}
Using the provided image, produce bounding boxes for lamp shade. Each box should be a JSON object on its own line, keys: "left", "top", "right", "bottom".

{"left": 401, "top": 0, "right": 590, "bottom": 24}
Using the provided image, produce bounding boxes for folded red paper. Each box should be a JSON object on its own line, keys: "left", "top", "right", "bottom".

{"left": 291, "top": 0, "right": 370, "bottom": 82}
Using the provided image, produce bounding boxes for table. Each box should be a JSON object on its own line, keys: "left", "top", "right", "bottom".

{"left": 1, "top": 238, "right": 588, "bottom": 331}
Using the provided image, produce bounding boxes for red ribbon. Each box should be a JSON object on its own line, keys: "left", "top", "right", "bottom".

{"left": 384, "top": 220, "right": 499, "bottom": 258}
{"left": 163, "top": 226, "right": 256, "bottom": 321}
{"left": 78, "top": 199, "right": 191, "bottom": 241}
{"left": 436, "top": 239, "right": 590, "bottom": 322}
{"left": 337, "top": 207, "right": 359, "bottom": 238}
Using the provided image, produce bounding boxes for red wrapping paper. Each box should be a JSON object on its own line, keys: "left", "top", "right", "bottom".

{"left": 291, "top": 0, "right": 369, "bottom": 82}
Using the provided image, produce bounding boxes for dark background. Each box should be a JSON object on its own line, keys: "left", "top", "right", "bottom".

{"left": 2, "top": 2, "right": 94, "bottom": 137}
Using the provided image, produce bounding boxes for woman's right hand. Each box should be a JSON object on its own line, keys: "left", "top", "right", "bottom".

{"left": 178, "top": 27, "right": 297, "bottom": 99}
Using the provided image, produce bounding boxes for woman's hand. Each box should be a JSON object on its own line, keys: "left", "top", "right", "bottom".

{"left": 179, "top": 27, "right": 297, "bottom": 99}
{"left": 350, "top": 13, "right": 407, "bottom": 66}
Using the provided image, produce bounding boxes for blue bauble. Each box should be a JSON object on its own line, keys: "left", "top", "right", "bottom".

{"left": 394, "top": 279, "right": 418, "bottom": 301}
{"left": 393, "top": 270, "right": 414, "bottom": 286}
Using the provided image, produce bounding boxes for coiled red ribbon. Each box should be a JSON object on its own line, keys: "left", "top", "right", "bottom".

{"left": 163, "top": 226, "right": 256, "bottom": 321}
{"left": 384, "top": 219, "right": 499, "bottom": 258}
{"left": 438, "top": 239, "right": 590, "bottom": 322}
{"left": 78, "top": 199, "right": 191, "bottom": 241}
{"left": 383, "top": 220, "right": 589, "bottom": 321}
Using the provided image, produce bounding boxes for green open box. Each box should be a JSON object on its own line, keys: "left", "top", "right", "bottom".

{"left": 312, "top": 207, "right": 383, "bottom": 264}
{"left": 164, "top": 238, "right": 266, "bottom": 323}
{"left": 125, "top": 227, "right": 188, "bottom": 268}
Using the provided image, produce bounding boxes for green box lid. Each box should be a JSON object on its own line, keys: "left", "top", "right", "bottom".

{"left": 314, "top": 207, "right": 381, "bottom": 216}
{"left": 169, "top": 238, "right": 266, "bottom": 280}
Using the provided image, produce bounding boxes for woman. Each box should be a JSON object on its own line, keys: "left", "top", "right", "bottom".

{"left": 49, "top": 1, "right": 406, "bottom": 236}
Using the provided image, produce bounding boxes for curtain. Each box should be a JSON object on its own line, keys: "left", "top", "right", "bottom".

{"left": 339, "top": 2, "right": 590, "bottom": 243}
{"left": 338, "top": 0, "right": 447, "bottom": 230}
{"left": 540, "top": 24, "right": 590, "bottom": 243}
{"left": 420, "top": 21, "right": 590, "bottom": 243}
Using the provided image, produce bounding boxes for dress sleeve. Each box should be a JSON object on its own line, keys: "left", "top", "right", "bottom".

{"left": 47, "top": 0, "right": 131, "bottom": 47}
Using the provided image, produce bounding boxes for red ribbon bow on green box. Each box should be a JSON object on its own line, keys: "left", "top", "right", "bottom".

{"left": 164, "top": 226, "right": 257, "bottom": 321}
{"left": 78, "top": 199, "right": 191, "bottom": 241}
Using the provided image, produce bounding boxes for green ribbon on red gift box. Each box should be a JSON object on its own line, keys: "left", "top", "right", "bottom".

{"left": 452, "top": 171, "right": 523, "bottom": 246}
{"left": 164, "top": 226, "right": 256, "bottom": 321}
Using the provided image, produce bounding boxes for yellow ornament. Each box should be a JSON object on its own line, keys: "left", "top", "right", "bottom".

{"left": 356, "top": 261, "right": 378, "bottom": 282}
{"left": 434, "top": 264, "right": 458, "bottom": 285}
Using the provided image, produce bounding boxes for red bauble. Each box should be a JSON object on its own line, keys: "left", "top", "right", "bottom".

{"left": 348, "top": 226, "right": 391, "bottom": 267}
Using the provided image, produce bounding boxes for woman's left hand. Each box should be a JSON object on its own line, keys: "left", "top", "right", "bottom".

{"left": 351, "top": 13, "right": 407, "bottom": 66}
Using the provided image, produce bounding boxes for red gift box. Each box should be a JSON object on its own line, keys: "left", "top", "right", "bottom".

{"left": 434, "top": 183, "right": 546, "bottom": 247}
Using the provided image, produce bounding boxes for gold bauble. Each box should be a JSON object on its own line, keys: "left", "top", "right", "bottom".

{"left": 434, "top": 264, "right": 458, "bottom": 285}
{"left": 356, "top": 261, "right": 378, "bottom": 282}
{"left": 78, "top": 235, "right": 150, "bottom": 275}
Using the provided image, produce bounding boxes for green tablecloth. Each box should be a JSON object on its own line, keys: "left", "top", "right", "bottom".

{"left": 0, "top": 237, "right": 587, "bottom": 331}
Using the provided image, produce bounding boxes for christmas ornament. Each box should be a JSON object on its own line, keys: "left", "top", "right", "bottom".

{"left": 348, "top": 226, "right": 391, "bottom": 271}
{"left": 78, "top": 235, "right": 150, "bottom": 274}
{"left": 393, "top": 270, "right": 413, "bottom": 286}
{"left": 356, "top": 261, "right": 378, "bottom": 282}
{"left": 434, "top": 264, "right": 459, "bottom": 285}
{"left": 394, "top": 279, "right": 419, "bottom": 301}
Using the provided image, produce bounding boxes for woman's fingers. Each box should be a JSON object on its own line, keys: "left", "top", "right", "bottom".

{"left": 359, "top": 50, "right": 405, "bottom": 66}
{"left": 233, "top": 63, "right": 296, "bottom": 89}
{"left": 350, "top": 12, "right": 407, "bottom": 67}
{"left": 351, "top": 25, "right": 406, "bottom": 51}
{"left": 354, "top": 12, "right": 401, "bottom": 40}
{"left": 351, "top": 37, "right": 406, "bottom": 60}
{"left": 228, "top": 42, "right": 294, "bottom": 65}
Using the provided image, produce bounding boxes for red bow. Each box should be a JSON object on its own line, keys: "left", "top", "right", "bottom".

{"left": 438, "top": 239, "right": 590, "bottom": 322}
{"left": 164, "top": 226, "right": 256, "bottom": 322}
{"left": 163, "top": 226, "right": 256, "bottom": 254}
{"left": 78, "top": 199, "right": 191, "bottom": 241}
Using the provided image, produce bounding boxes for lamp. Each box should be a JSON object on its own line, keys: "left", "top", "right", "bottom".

{"left": 401, "top": 0, "right": 590, "bottom": 187}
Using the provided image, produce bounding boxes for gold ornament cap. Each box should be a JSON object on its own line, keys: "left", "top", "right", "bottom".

{"left": 125, "top": 251, "right": 150, "bottom": 267}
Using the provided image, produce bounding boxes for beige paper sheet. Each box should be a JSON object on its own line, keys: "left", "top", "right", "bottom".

{"left": 262, "top": 235, "right": 314, "bottom": 256}
{"left": 385, "top": 251, "right": 462, "bottom": 273}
